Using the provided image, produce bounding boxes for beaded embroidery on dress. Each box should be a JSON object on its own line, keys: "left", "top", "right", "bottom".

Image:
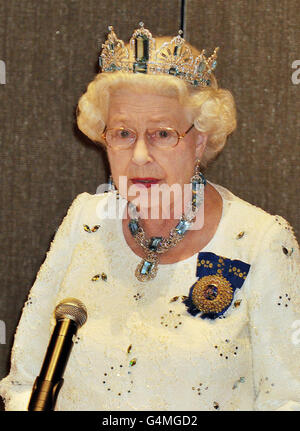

{"left": 0, "top": 182, "right": 300, "bottom": 411}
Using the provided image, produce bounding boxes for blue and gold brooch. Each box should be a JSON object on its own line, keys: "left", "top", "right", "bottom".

{"left": 183, "top": 252, "right": 251, "bottom": 319}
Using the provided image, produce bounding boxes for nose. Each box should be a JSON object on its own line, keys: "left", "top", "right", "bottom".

{"left": 132, "top": 135, "right": 153, "bottom": 165}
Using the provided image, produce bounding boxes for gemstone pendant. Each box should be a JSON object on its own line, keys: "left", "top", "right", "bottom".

{"left": 135, "top": 253, "right": 159, "bottom": 282}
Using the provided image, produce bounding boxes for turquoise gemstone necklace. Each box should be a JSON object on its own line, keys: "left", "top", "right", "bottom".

{"left": 128, "top": 173, "right": 206, "bottom": 282}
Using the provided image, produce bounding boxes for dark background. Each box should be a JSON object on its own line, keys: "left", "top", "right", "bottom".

{"left": 0, "top": 0, "right": 299, "bottom": 408}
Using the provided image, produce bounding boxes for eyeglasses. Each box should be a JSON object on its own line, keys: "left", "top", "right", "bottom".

{"left": 101, "top": 124, "right": 194, "bottom": 150}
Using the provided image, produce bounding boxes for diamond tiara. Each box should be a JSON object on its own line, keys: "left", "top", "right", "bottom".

{"left": 99, "top": 22, "right": 219, "bottom": 87}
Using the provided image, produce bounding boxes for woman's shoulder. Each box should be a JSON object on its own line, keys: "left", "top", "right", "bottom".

{"left": 68, "top": 190, "right": 113, "bottom": 213}
{"left": 70, "top": 190, "right": 109, "bottom": 205}
{"left": 211, "top": 181, "right": 289, "bottom": 229}
{"left": 67, "top": 190, "right": 122, "bottom": 229}
{"left": 211, "top": 181, "right": 299, "bottom": 253}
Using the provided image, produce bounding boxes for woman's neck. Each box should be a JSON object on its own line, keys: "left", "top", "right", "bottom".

{"left": 124, "top": 183, "right": 214, "bottom": 238}
{"left": 121, "top": 182, "right": 224, "bottom": 264}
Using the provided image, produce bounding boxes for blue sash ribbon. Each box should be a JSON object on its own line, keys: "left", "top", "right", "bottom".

{"left": 184, "top": 252, "right": 251, "bottom": 319}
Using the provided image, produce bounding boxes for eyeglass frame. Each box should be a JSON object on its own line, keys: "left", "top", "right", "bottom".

{"left": 101, "top": 124, "right": 195, "bottom": 150}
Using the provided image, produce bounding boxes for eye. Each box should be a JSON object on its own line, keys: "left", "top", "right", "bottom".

{"left": 158, "top": 129, "right": 170, "bottom": 138}
{"left": 119, "top": 129, "right": 131, "bottom": 138}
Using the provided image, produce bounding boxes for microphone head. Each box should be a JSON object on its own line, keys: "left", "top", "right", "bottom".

{"left": 55, "top": 298, "right": 87, "bottom": 327}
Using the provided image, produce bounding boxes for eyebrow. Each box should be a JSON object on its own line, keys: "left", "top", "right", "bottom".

{"left": 108, "top": 116, "right": 177, "bottom": 125}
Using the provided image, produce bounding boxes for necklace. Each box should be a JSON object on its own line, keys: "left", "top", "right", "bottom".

{"left": 128, "top": 171, "right": 207, "bottom": 282}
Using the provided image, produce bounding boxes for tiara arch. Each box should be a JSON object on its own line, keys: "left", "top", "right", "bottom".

{"left": 99, "top": 22, "right": 219, "bottom": 87}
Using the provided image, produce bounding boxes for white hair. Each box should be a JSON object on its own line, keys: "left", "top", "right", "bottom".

{"left": 76, "top": 40, "right": 236, "bottom": 169}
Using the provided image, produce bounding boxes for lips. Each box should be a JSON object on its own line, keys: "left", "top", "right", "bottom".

{"left": 131, "top": 178, "right": 160, "bottom": 188}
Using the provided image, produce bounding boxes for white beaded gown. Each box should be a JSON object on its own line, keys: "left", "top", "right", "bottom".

{"left": 0, "top": 180, "right": 300, "bottom": 411}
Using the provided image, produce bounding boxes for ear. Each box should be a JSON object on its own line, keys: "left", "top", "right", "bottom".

{"left": 194, "top": 132, "right": 208, "bottom": 159}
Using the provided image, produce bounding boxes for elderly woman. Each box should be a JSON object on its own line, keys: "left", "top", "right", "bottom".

{"left": 1, "top": 24, "right": 300, "bottom": 411}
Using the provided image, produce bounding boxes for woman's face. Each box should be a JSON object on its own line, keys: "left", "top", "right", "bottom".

{"left": 106, "top": 88, "right": 207, "bottom": 215}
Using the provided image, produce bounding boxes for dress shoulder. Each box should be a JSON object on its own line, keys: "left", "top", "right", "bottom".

{"left": 212, "top": 181, "right": 276, "bottom": 232}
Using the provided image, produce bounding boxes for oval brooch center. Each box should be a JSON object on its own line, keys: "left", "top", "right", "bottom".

{"left": 192, "top": 275, "right": 233, "bottom": 314}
